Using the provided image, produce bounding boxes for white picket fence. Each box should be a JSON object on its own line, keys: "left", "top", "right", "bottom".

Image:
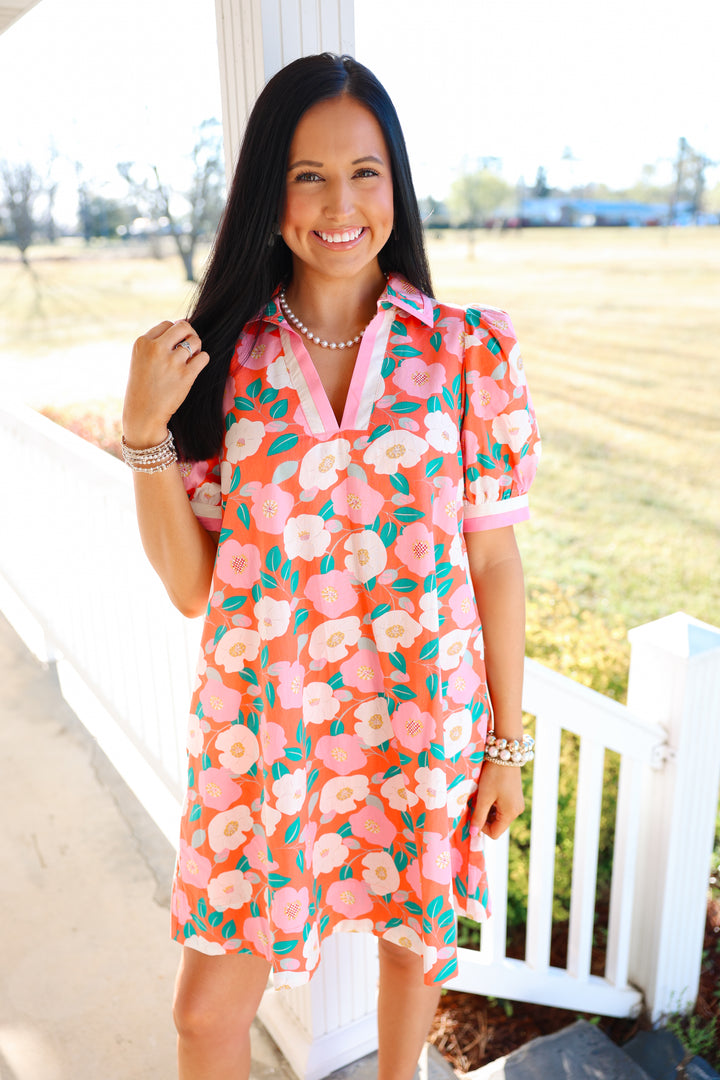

{"left": 2, "top": 399, "right": 719, "bottom": 1080}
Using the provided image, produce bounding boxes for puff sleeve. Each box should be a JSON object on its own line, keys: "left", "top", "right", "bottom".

{"left": 460, "top": 306, "right": 541, "bottom": 532}
{"left": 179, "top": 455, "right": 223, "bottom": 534}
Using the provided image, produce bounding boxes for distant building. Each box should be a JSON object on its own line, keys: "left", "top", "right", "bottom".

{"left": 518, "top": 196, "right": 696, "bottom": 227}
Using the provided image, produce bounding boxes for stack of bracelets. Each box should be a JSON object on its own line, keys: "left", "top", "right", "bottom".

{"left": 485, "top": 732, "right": 535, "bottom": 767}
{"left": 121, "top": 430, "right": 178, "bottom": 474}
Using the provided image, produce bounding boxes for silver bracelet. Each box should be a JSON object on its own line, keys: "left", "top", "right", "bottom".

{"left": 121, "top": 430, "right": 177, "bottom": 473}
{"left": 484, "top": 732, "right": 535, "bottom": 767}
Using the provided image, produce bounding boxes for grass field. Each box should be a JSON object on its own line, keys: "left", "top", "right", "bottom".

{"left": 2, "top": 228, "right": 719, "bottom": 684}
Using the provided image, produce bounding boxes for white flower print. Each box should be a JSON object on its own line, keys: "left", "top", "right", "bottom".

{"left": 284, "top": 514, "right": 332, "bottom": 560}
{"left": 424, "top": 411, "right": 459, "bottom": 453}
{"left": 492, "top": 409, "right": 532, "bottom": 453}
{"left": 266, "top": 357, "right": 292, "bottom": 389}
{"left": 260, "top": 799, "right": 282, "bottom": 837}
{"left": 208, "top": 870, "right": 252, "bottom": 912}
{"left": 361, "top": 852, "right": 400, "bottom": 895}
{"left": 334, "top": 918, "right": 374, "bottom": 934}
{"left": 362, "top": 430, "right": 428, "bottom": 475}
{"left": 215, "top": 628, "right": 262, "bottom": 673}
{"left": 343, "top": 530, "right": 387, "bottom": 583}
{"left": 254, "top": 596, "right": 291, "bottom": 640}
{"left": 443, "top": 709, "right": 473, "bottom": 756}
{"left": 302, "top": 922, "right": 321, "bottom": 970}
{"left": 414, "top": 766, "right": 448, "bottom": 809}
{"left": 184, "top": 936, "right": 227, "bottom": 956}
{"left": 272, "top": 768, "right": 308, "bottom": 815}
{"left": 353, "top": 698, "right": 393, "bottom": 747}
{"left": 187, "top": 715, "right": 204, "bottom": 757}
{"left": 303, "top": 681, "right": 341, "bottom": 724}
{"left": 299, "top": 439, "right": 352, "bottom": 490}
{"left": 418, "top": 590, "right": 440, "bottom": 632}
{"left": 216, "top": 724, "right": 260, "bottom": 774}
{"left": 439, "top": 627, "right": 472, "bottom": 670}
{"left": 312, "top": 832, "right": 349, "bottom": 876}
{"left": 380, "top": 773, "right": 419, "bottom": 812}
{"left": 507, "top": 342, "right": 526, "bottom": 388}
{"left": 468, "top": 475, "right": 501, "bottom": 505}
{"left": 319, "top": 774, "right": 370, "bottom": 814}
{"left": 207, "top": 805, "right": 253, "bottom": 853}
{"left": 446, "top": 777, "right": 475, "bottom": 820}
{"left": 308, "top": 617, "right": 362, "bottom": 662}
{"left": 226, "top": 418, "right": 265, "bottom": 463}
{"left": 382, "top": 924, "right": 423, "bottom": 955}
{"left": 373, "top": 610, "right": 423, "bottom": 653}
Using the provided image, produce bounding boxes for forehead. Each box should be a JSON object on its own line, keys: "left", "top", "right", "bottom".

{"left": 289, "top": 95, "right": 389, "bottom": 162}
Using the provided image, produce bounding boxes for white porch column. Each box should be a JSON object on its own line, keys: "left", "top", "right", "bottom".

{"left": 211, "top": 7, "right": 377, "bottom": 1079}
{"left": 213, "top": 0, "right": 356, "bottom": 178}
{"left": 626, "top": 612, "right": 720, "bottom": 1021}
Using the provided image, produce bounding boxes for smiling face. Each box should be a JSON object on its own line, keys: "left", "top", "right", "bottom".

{"left": 281, "top": 94, "right": 394, "bottom": 286}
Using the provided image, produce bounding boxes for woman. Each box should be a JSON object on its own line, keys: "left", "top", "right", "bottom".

{"left": 123, "top": 53, "right": 539, "bottom": 1080}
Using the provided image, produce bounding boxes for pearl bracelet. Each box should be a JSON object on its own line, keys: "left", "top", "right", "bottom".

{"left": 484, "top": 732, "right": 535, "bottom": 767}
{"left": 121, "top": 430, "right": 178, "bottom": 473}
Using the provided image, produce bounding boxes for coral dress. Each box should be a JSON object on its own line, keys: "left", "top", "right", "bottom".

{"left": 171, "top": 274, "right": 540, "bottom": 987}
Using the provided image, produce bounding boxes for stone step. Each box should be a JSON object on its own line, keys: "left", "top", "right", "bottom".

{"left": 623, "top": 1030, "right": 720, "bottom": 1080}
{"left": 464, "top": 1019, "right": 653, "bottom": 1080}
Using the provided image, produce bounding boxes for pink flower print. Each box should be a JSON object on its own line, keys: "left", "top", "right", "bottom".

{"left": 380, "top": 773, "right": 419, "bottom": 812}
{"left": 305, "top": 571, "right": 357, "bottom": 618}
{"left": 225, "top": 418, "right": 265, "bottom": 463}
{"left": 302, "top": 682, "right": 341, "bottom": 725}
{"left": 349, "top": 804, "right": 397, "bottom": 848}
{"left": 449, "top": 585, "right": 477, "bottom": 629}
{"left": 254, "top": 596, "right": 291, "bottom": 641}
{"left": 271, "top": 886, "right": 310, "bottom": 933}
{"left": 432, "top": 476, "right": 462, "bottom": 536}
{"left": 208, "top": 870, "right": 252, "bottom": 912}
{"left": 361, "top": 852, "right": 400, "bottom": 895}
{"left": 421, "top": 832, "right": 453, "bottom": 884}
{"left": 353, "top": 697, "right": 393, "bottom": 747}
{"left": 461, "top": 428, "right": 480, "bottom": 468}
{"left": 481, "top": 307, "right": 514, "bottom": 337}
{"left": 405, "top": 858, "right": 422, "bottom": 900}
{"left": 276, "top": 661, "right": 305, "bottom": 709}
{"left": 331, "top": 477, "right": 384, "bottom": 525}
{"left": 312, "top": 832, "right": 349, "bottom": 876}
{"left": 243, "top": 915, "right": 273, "bottom": 960}
{"left": 172, "top": 887, "right": 192, "bottom": 925}
{"left": 249, "top": 483, "right": 294, "bottom": 534}
{"left": 394, "top": 522, "right": 435, "bottom": 577}
{"left": 340, "top": 650, "right": 385, "bottom": 693}
{"left": 215, "top": 724, "right": 260, "bottom": 774}
{"left": 424, "top": 411, "right": 459, "bottom": 453}
{"left": 301, "top": 820, "right": 317, "bottom": 865}
{"left": 414, "top": 766, "right": 448, "bottom": 809}
{"left": 392, "top": 701, "right": 436, "bottom": 753}
{"left": 177, "top": 840, "right": 213, "bottom": 889}
{"left": 215, "top": 628, "right": 262, "bottom": 673}
{"left": 186, "top": 714, "right": 204, "bottom": 758}
{"left": 244, "top": 834, "right": 279, "bottom": 875}
{"left": 440, "top": 316, "right": 466, "bottom": 358}
{"left": 392, "top": 356, "right": 445, "bottom": 399}
{"left": 244, "top": 333, "right": 282, "bottom": 369}
{"left": 446, "top": 661, "right": 482, "bottom": 705}
{"left": 315, "top": 734, "right": 367, "bottom": 776}
{"left": 259, "top": 718, "right": 288, "bottom": 763}
{"left": 199, "top": 680, "right": 243, "bottom": 723}
{"left": 207, "top": 805, "right": 253, "bottom": 853}
{"left": 272, "top": 768, "right": 307, "bottom": 815}
{"left": 470, "top": 377, "right": 510, "bottom": 420}
{"left": 319, "top": 774, "right": 370, "bottom": 815}
{"left": 308, "top": 617, "right": 362, "bottom": 662}
{"left": 512, "top": 451, "right": 539, "bottom": 492}
{"left": 491, "top": 409, "right": 532, "bottom": 453}
{"left": 326, "top": 878, "right": 373, "bottom": 917}
{"left": 373, "top": 610, "right": 423, "bottom": 653}
{"left": 215, "top": 540, "right": 261, "bottom": 588}
{"left": 199, "top": 767, "right": 243, "bottom": 811}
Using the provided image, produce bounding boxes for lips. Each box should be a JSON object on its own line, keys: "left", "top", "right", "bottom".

{"left": 315, "top": 227, "right": 365, "bottom": 244}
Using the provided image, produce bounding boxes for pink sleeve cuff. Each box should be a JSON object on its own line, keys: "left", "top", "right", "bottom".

{"left": 463, "top": 493, "right": 530, "bottom": 532}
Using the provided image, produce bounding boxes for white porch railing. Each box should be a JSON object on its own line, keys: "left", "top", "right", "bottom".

{"left": 2, "top": 400, "right": 719, "bottom": 1080}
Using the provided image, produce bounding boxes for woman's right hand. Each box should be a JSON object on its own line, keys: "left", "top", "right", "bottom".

{"left": 122, "top": 320, "right": 210, "bottom": 448}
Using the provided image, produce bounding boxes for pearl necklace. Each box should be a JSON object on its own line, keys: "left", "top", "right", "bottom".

{"left": 278, "top": 289, "right": 372, "bottom": 350}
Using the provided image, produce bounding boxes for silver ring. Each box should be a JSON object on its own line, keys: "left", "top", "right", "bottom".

{"left": 174, "top": 340, "right": 193, "bottom": 356}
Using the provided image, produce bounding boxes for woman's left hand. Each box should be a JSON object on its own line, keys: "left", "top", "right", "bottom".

{"left": 470, "top": 762, "right": 525, "bottom": 840}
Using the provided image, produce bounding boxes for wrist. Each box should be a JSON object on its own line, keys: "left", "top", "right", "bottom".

{"left": 121, "top": 425, "right": 170, "bottom": 450}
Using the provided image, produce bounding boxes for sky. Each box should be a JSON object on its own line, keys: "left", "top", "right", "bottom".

{"left": 0, "top": 0, "right": 718, "bottom": 225}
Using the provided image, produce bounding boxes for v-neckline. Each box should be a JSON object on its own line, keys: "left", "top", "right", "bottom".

{"left": 279, "top": 307, "right": 394, "bottom": 435}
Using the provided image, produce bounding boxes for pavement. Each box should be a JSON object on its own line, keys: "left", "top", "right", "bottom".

{"left": 0, "top": 611, "right": 455, "bottom": 1080}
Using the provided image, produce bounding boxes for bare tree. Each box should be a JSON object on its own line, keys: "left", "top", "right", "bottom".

{"left": 118, "top": 118, "right": 225, "bottom": 281}
{"left": 0, "top": 161, "right": 43, "bottom": 265}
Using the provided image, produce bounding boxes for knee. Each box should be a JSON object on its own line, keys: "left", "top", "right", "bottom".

{"left": 378, "top": 936, "right": 425, "bottom": 976}
{"left": 173, "top": 977, "right": 255, "bottom": 1046}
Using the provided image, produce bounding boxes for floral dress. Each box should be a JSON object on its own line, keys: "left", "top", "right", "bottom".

{"left": 171, "top": 274, "right": 541, "bottom": 988}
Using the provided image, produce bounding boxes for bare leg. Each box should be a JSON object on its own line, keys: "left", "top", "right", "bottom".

{"left": 173, "top": 947, "right": 272, "bottom": 1080}
{"left": 376, "top": 939, "right": 442, "bottom": 1080}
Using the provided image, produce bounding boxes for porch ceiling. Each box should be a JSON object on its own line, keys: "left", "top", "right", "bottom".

{"left": 0, "top": 0, "right": 41, "bottom": 34}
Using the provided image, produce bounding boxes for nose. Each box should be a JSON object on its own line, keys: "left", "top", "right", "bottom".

{"left": 324, "top": 177, "right": 354, "bottom": 221}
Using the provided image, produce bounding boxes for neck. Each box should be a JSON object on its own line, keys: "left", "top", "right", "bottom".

{"left": 285, "top": 265, "right": 387, "bottom": 341}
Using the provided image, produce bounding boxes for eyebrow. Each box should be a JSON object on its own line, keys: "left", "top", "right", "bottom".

{"left": 287, "top": 155, "right": 385, "bottom": 171}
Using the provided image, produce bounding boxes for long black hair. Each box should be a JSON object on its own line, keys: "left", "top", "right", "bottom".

{"left": 170, "top": 53, "right": 434, "bottom": 462}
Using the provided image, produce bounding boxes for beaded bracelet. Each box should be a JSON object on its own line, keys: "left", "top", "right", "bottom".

{"left": 121, "top": 430, "right": 178, "bottom": 473}
{"left": 484, "top": 732, "right": 535, "bottom": 767}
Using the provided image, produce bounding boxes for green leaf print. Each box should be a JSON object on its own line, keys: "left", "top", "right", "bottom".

{"left": 271, "top": 761, "right": 289, "bottom": 781}
{"left": 245, "top": 378, "right": 261, "bottom": 398}
{"left": 389, "top": 472, "right": 410, "bottom": 495}
{"left": 266, "top": 546, "right": 282, "bottom": 571}
{"left": 330, "top": 719, "right": 345, "bottom": 735}
{"left": 394, "top": 850, "right": 408, "bottom": 872}
{"left": 293, "top": 608, "right": 309, "bottom": 632}
{"left": 379, "top": 522, "right": 398, "bottom": 547}
{"left": 221, "top": 920, "right": 237, "bottom": 939}
{"left": 419, "top": 639, "right": 439, "bottom": 662}
{"left": 284, "top": 818, "right": 301, "bottom": 844}
{"left": 430, "top": 742, "right": 445, "bottom": 760}
{"left": 237, "top": 503, "right": 251, "bottom": 529}
{"left": 240, "top": 666, "right": 259, "bottom": 686}
{"left": 404, "top": 901, "right": 423, "bottom": 915}
{"left": 235, "top": 398, "right": 255, "bottom": 412}
{"left": 424, "top": 456, "right": 444, "bottom": 479}
{"left": 437, "top": 578, "right": 453, "bottom": 599}
{"left": 393, "top": 507, "right": 425, "bottom": 524}
{"left": 427, "top": 394, "right": 441, "bottom": 413}
{"left": 339, "top": 864, "right": 353, "bottom": 880}
{"left": 389, "top": 651, "right": 406, "bottom": 674}
{"left": 426, "top": 895, "right": 443, "bottom": 919}
{"left": 390, "top": 401, "right": 421, "bottom": 414}
{"left": 208, "top": 912, "right": 224, "bottom": 928}
{"left": 368, "top": 423, "right": 392, "bottom": 443}
{"left": 296, "top": 849, "right": 305, "bottom": 873}
{"left": 442, "top": 386, "right": 455, "bottom": 409}
{"left": 267, "top": 432, "right": 299, "bottom": 457}
{"left": 436, "top": 562, "right": 453, "bottom": 578}
{"left": 285, "top": 747, "right": 303, "bottom": 761}
{"left": 268, "top": 872, "right": 292, "bottom": 888}
{"left": 392, "top": 345, "right": 423, "bottom": 358}
{"left": 320, "top": 554, "right": 335, "bottom": 573}
{"left": 392, "top": 578, "right": 417, "bottom": 593}
{"left": 260, "top": 572, "right": 278, "bottom": 590}
{"left": 281, "top": 558, "right": 292, "bottom": 581}
{"left": 265, "top": 682, "right": 276, "bottom": 708}
{"left": 437, "top": 908, "right": 456, "bottom": 928}
{"left": 424, "top": 573, "right": 437, "bottom": 594}
{"left": 385, "top": 917, "right": 403, "bottom": 929}
{"left": 269, "top": 398, "right": 289, "bottom": 419}
{"left": 201, "top": 752, "right": 212, "bottom": 770}
{"left": 426, "top": 673, "right": 439, "bottom": 699}
{"left": 443, "top": 923, "right": 457, "bottom": 945}
{"left": 418, "top": 751, "right": 429, "bottom": 768}
{"left": 429, "top": 331, "right": 442, "bottom": 352}
{"left": 221, "top": 596, "right": 246, "bottom": 612}
{"left": 319, "top": 499, "right": 335, "bottom": 520}
{"left": 307, "top": 768, "right": 320, "bottom": 792}
{"left": 229, "top": 468, "right": 241, "bottom": 495}
{"left": 259, "top": 387, "right": 278, "bottom": 404}
{"left": 487, "top": 337, "right": 502, "bottom": 356}
{"left": 466, "top": 308, "right": 481, "bottom": 327}
{"left": 272, "top": 940, "right": 298, "bottom": 955}
{"left": 434, "top": 958, "right": 458, "bottom": 983}
{"left": 391, "top": 685, "right": 417, "bottom": 701}
{"left": 189, "top": 804, "right": 202, "bottom": 823}
{"left": 327, "top": 673, "right": 344, "bottom": 689}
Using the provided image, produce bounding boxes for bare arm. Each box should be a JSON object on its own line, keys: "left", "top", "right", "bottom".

{"left": 123, "top": 319, "right": 218, "bottom": 618}
{"left": 465, "top": 525, "right": 527, "bottom": 839}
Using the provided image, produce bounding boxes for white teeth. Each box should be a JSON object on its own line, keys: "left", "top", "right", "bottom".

{"left": 318, "top": 228, "right": 363, "bottom": 243}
